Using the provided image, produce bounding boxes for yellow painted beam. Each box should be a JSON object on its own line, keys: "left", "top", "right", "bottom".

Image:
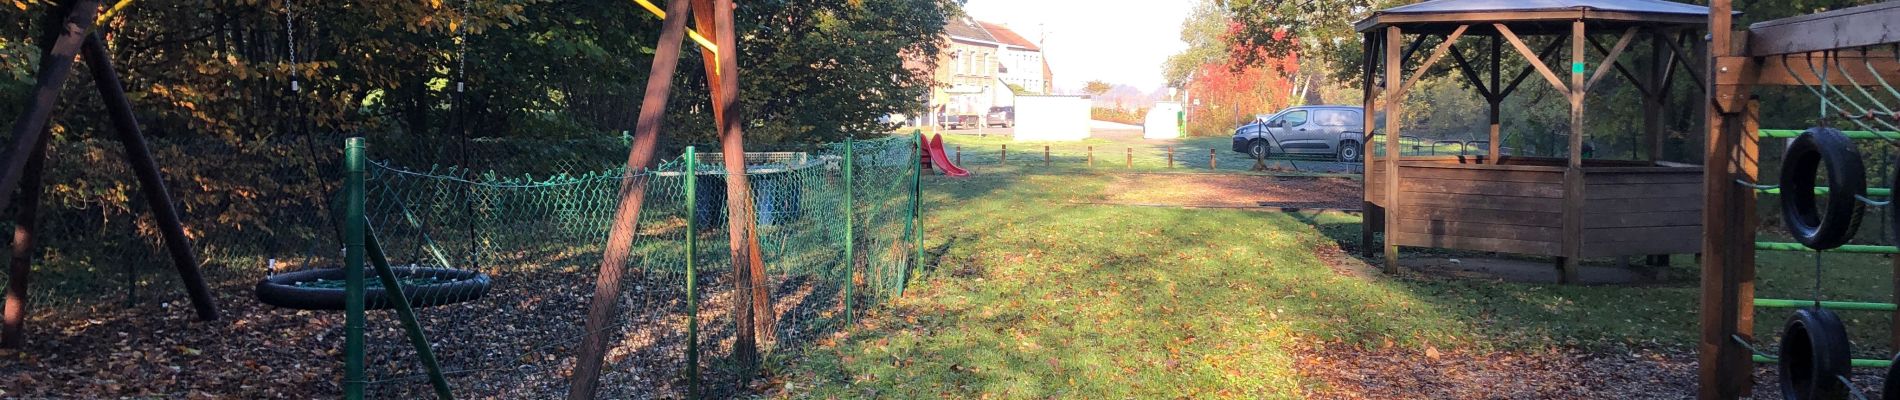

{"left": 634, "top": 0, "right": 718, "bottom": 54}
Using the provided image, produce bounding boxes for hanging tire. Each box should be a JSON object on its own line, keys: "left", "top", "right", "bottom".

{"left": 256, "top": 266, "right": 491, "bottom": 310}
{"left": 1780, "top": 127, "right": 1865, "bottom": 250}
{"left": 1778, "top": 307, "right": 1852, "bottom": 400}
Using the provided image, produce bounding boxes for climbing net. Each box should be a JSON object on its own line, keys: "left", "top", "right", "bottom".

{"left": 1736, "top": 44, "right": 1900, "bottom": 399}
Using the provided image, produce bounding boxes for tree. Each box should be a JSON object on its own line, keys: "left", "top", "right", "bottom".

{"left": 1082, "top": 80, "right": 1113, "bottom": 97}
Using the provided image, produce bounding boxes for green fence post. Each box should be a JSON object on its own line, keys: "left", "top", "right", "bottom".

{"left": 840, "top": 138, "right": 856, "bottom": 324}
{"left": 905, "top": 130, "right": 923, "bottom": 297}
{"left": 343, "top": 137, "right": 367, "bottom": 400}
{"left": 365, "top": 230, "right": 454, "bottom": 399}
{"left": 682, "top": 147, "right": 700, "bottom": 399}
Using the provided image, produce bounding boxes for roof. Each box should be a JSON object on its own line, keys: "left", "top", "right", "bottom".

{"left": 980, "top": 22, "right": 1040, "bottom": 51}
{"left": 946, "top": 17, "right": 997, "bottom": 43}
{"left": 1355, "top": 0, "right": 1714, "bottom": 32}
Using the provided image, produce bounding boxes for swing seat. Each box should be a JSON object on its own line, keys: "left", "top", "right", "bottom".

{"left": 255, "top": 266, "right": 491, "bottom": 310}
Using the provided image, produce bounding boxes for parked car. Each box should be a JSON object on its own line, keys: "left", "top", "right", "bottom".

{"left": 986, "top": 106, "right": 1015, "bottom": 128}
{"left": 938, "top": 114, "right": 980, "bottom": 130}
{"left": 1231, "top": 105, "right": 1366, "bottom": 162}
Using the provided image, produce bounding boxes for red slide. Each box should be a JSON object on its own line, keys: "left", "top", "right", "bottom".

{"left": 923, "top": 134, "right": 971, "bottom": 177}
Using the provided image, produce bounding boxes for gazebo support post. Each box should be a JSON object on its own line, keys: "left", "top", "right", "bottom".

{"left": 1381, "top": 26, "right": 1403, "bottom": 273}
{"left": 1360, "top": 31, "right": 1382, "bottom": 258}
{"left": 1557, "top": 20, "right": 1586, "bottom": 284}
{"left": 1642, "top": 29, "right": 1674, "bottom": 267}
{"left": 1487, "top": 36, "right": 1502, "bottom": 161}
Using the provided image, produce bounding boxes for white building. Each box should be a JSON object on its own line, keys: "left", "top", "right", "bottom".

{"left": 979, "top": 22, "right": 1052, "bottom": 95}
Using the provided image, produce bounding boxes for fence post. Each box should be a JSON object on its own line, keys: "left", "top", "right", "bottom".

{"left": 839, "top": 140, "right": 855, "bottom": 326}
{"left": 1043, "top": 146, "right": 1050, "bottom": 167}
{"left": 343, "top": 137, "right": 367, "bottom": 400}
{"left": 903, "top": 131, "right": 922, "bottom": 297}
{"left": 1000, "top": 144, "right": 1007, "bottom": 165}
{"left": 1209, "top": 148, "right": 1217, "bottom": 169}
{"left": 1126, "top": 147, "right": 1132, "bottom": 168}
{"left": 1168, "top": 147, "right": 1175, "bottom": 168}
{"left": 954, "top": 145, "right": 960, "bottom": 165}
{"left": 364, "top": 228, "right": 453, "bottom": 399}
{"left": 682, "top": 146, "right": 701, "bottom": 398}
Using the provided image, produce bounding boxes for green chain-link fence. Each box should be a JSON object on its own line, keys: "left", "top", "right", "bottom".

{"left": 0, "top": 133, "right": 921, "bottom": 398}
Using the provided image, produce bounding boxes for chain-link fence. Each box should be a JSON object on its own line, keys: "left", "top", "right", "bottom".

{"left": 0, "top": 133, "right": 921, "bottom": 399}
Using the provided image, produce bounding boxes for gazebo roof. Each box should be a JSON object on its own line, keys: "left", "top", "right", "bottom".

{"left": 1355, "top": 0, "right": 1716, "bottom": 33}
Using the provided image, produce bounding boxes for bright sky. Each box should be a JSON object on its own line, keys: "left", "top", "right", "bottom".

{"left": 962, "top": 0, "right": 1193, "bottom": 91}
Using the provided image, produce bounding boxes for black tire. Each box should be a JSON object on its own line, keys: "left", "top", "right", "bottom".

{"left": 1780, "top": 127, "right": 1865, "bottom": 250}
{"left": 256, "top": 266, "right": 492, "bottom": 310}
{"left": 1248, "top": 139, "right": 1271, "bottom": 160}
{"left": 1883, "top": 352, "right": 1900, "bottom": 400}
{"left": 1778, "top": 307, "right": 1852, "bottom": 400}
{"left": 1338, "top": 140, "right": 1362, "bottom": 162}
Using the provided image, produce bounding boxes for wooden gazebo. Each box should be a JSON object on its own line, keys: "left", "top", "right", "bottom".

{"left": 1355, "top": 0, "right": 1712, "bottom": 283}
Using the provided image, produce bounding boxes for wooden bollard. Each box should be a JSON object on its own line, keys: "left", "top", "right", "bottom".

{"left": 1167, "top": 147, "right": 1175, "bottom": 168}
{"left": 1087, "top": 146, "right": 1094, "bottom": 167}
{"left": 1209, "top": 148, "right": 1217, "bottom": 169}
{"left": 1043, "top": 146, "right": 1051, "bottom": 166}
{"left": 1125, "top": 147, "right": 1132, "bottom": 168}
{"left": 1000, "top": 144, "right": 1007, "bottom": 165}
{"left": 954, "top": 145, "right": 961, "bottom": 164}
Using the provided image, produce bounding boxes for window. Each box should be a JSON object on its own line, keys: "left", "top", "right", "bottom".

{"left": 1313, "top": 109, "right": 1359, "bottom": 126}
{"left": 1277, "top": 110, "right": 1309, "bottom": 127}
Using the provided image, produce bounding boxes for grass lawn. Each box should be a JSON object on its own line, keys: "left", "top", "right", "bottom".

{"left": 769, "top": 166, "right": 1900, "bottom": 398}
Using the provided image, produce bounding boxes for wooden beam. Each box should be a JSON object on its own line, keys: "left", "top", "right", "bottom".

{"left": 1717, "top": 51, "right": 1900, "bottom": 87}
{"left": 1497, "top": 33, "right": 1569, "bottom": 100}
{"left": 1700, "top": 0, "right": 1758, "bottom": 394}
{"left": 1662, "top": 32, "right": 1708, "bottom": 91}
{"left": 1585, "top": 27, "right": 1646, "bottom": 95}
{"left": 1401, "top": 25, "right": 1469, "bottom": 95}
{"left": 568, "top": 0, "right": 695, "bottom": 397}
{"left": 701, "top": 0, "right": 775, "bottom": 368}
{"left": 1747, "top": 1, "right": 1900, "bottom": 56}
{"left": 1489, "top": 35, "right": 1503, "bottom": 159}
{"left": 0, "top": 0, "right": 98, "bottom": 225}
{"left": 1362, "top": 31, "right": 1381, "bottom": 257}
{"left": 1384, "top": 26, "right": 1404, "bottom": 274}
{"left": 1645, "top": 29, "right": 1671, "bottom": 162}
{"left": 0, "top": 126, "right": 48, "bottom": 349}
{"left": 1447, "top": 43, "right": 1493, "bottom": 99}
{"left": 1558, "top": 20, "right": 1585, "bottom": 284}
{"left": 1497, "top": 23, "right": 1570, "bottom": 95}
{"left": 81, "top": 34, "right": 219, "bottom": 321}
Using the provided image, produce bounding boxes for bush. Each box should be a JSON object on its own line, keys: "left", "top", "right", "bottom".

{"left": 1091, "top": 107, "right": 1148, "bottom": 126}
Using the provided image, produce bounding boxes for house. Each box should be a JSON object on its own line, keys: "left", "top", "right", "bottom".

{"left": 979, "top": 22, "right": 1052, "bottom": 95}
{"left": 916, "top": 18, "right": 1056, "bottom": 127}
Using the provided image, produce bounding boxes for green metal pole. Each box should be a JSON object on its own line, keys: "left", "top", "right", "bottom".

{"left": 364, "top": 229, "right": 454, "bottom": 399}
{"left": 1754, "top": 241, "right": 1900, "bottom": 254}
{"left": 343, "top": 138, "right": 367, "bottom": 400}
{"left": 840, "top": 138, "right": 856, "bottom": 325}
{"left": 1753, "top": 355, "right": 1894, "bottom": 368}
{"left": 1753, "top": 298, "right": 1898, "bottom": 311}
{"left": 1759, "top": 129, "right": 1899, "bottom": 140}
{"left": 905, "top": 130, "right": 923, "bottom": 297}
{"left": 682, "top": 147, "right": 700, "bottom": 399}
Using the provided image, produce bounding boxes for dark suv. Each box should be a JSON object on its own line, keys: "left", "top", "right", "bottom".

{"left": 1231, "top": 105, "right": 1366, "bottom": 162}
{"left": 986, "top": 106, "right": 1014, "bottom": 128}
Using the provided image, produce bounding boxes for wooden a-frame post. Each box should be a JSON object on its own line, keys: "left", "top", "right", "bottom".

{"left": 571, "top": 0, "right": 773, "bottom": 397}
{"left": 568, "top": 0, "right": 696, "bottom": 397}
{"left": 3, "top": 0, "right": 221, "bottom": 349}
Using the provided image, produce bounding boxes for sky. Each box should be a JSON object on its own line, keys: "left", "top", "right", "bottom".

{"left": 961, "top": 0, "right": 1194, "bottom": 92}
